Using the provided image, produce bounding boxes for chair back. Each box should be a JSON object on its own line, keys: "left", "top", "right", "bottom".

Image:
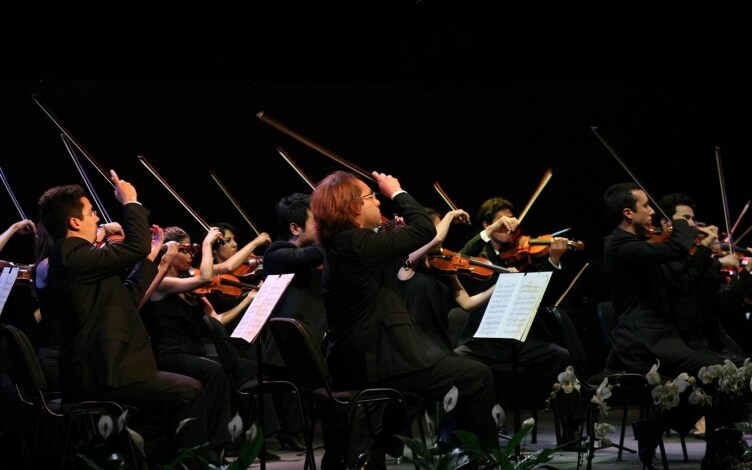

{"left": 268, "top": 317, "right": 327, "bottom": 392}
{"left": 1, "top": 323, "right": 49, "bottom": 406}
{"left": 545, "top": 305, "right": 592, "bottom": 388}
{"left": 202, "top": 316, "right": 244, "bottom": 388}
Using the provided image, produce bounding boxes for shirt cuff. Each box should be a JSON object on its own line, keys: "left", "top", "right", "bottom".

{"left": 480, "top": 230, "right": 491, "bottom": 243}
{"left": 124, "top": 201, "right": 142, "bottom": 206}
{"left": 548, "top": 257, "right": 562, "bottom": 269}
{"left": 390, "top": 190, "right": 406, "bottom": 200}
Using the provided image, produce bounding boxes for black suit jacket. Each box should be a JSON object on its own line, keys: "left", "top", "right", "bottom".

{"left": 321, "top": 192, "right": 444, "bottom": 387}
{"left": 602, "top": 219, "right": 703, "bottom": 373}
{"left": 263, "top": 240, "right": 327, "bottom": 366}
{"left": 48, "top": 203, "right": 158, "bottom": 400}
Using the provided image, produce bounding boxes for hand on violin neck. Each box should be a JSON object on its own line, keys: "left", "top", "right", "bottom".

{"left": 157, "top": 241, "right": 180, "bottom": 266}
{"left": 697, "top": 224, "right": 719, "bottom": 247}
{"left": 548, "top": 237, "right": 568, "bottom": 265}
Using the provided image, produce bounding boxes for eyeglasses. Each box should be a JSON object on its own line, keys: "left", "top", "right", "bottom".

{"left": 177, "top": 243, "right": 199, "bottom": 256}
{"left": 362, "top": 192, "right": 378, "bottom": 201}
{"left": 82, "top": 209, "right": 98, "bottom": 218}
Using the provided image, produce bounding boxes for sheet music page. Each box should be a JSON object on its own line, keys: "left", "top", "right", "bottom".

{"left": 231, "top": 273, "right": 295, "bottom": 343}
{"left": 473, "top": 271, "right": 552, "bottom": 341}
{"left": 0, "top": 267, "right": 19, "bottom": 318}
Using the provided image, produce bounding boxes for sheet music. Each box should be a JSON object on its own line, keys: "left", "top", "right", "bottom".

{"left": 0, "top": 267, "right": 19, "bottom": 318}
{"left": 231, "top": 273, "right": 295, "bottom": 343}
{"left": 473, "top": 271, "right": 552, "bottom": 341}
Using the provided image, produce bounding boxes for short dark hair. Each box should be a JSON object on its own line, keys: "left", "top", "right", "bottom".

{"left": 477, "top": 197, "right": 515, "bottom": 225}
{"left": 657, "top": 193, "right": 695, "bottom": 218}
{"left": 38, "top": 184, "right": 86, "bottom": 240}
{"left": 274, "top": 193, "right": 311, "bottom": 241}
{"left": 603, "top": 182, "right": 640, "bottom": 226}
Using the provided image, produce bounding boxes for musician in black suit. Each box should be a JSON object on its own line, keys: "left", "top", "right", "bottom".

{"left": 311, "top": 170, "right": 499, "bottom": 469}
{"left": 602, "top": 182, "right": 736, "bottom": 468}
{"left": 39, "top": 174, "right": 208, "bottom": 463}
{"left": 262, "top": 192, "right": 326, "bottom": 451}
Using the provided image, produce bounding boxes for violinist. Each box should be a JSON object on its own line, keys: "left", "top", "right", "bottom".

{"left": 602, "top": 183, "right": 740, "bottom": 468}
{"left": 398, "top": 208, "right": 500, "bottom": 353}
{"left": 656, "top": 192, "right": 752, "bottom": 446}
{"left": 211, "top": 222, "right": 270, "bottom": 279}
{"left": 657, "top": 193, "right": 751, "bottom": 357}
{"left": 145, "top": 225, "right": 259, "bottom": 453}
{"left": 311, "top": 170, "right": 499, "bottom": 466}
{"left": 0, "top": 219, "right": 37, "bottom": 337}
{"left": 38, "top": 179, "right": 208, "bottom": 462}
{"left": 452, "top": 196, "right": 576, "bottom": 446}
{"left": 262, "top": 192, "right": 325, "bottom": 452}
{"left": 460, "top": 197, "right": 569, "bottom": 275}
{"left": 209, "top": 222, "right": 269, "bottom": 333}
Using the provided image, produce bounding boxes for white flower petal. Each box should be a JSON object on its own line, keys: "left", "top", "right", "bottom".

{"left": 492, "top": 404, "right": 505, "bottom": 428}
{"left": 175, "top": 417, "right": 197, "bottom": 436}
{"left": 98, "top": 415, "right": 114, "bottom": 440}
{"left": 228, "top": 413, "right": 243, "bottom": 441}
{"left": 443, "top": 385, "right": 459, "bottom": 413}
{"left": 126, "top": 426, "right": 146, "bottom": 456}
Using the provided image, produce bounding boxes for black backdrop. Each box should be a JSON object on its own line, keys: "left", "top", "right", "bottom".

{"left": 2, "top": 78, "right": 752, "bottom": 364}
{"left": 2, "top": 80, "right": 749, "bottom": 265}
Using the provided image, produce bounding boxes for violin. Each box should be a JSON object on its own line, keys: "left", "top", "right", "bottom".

{"left": 232, "top": 254, "right": 264, "bottom": 279}
{"left": 427, "top": 248, "right": 510, "bottom": 281}
{"left": 375, "top": 215, "right": 405, "bottom": 233}
{"left": 184, "top": 269, "right": 258, "bottom": 298}
{"left": 499, "top": 234, "right": 585, "bottom": 262}
{"left": 0, "top": 260, "right": 33, "bottom": 285}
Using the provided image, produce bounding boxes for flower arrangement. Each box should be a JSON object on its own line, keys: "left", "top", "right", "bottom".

{"left": 397, "top": 385, "right": 555, "bottom": 470}
{"left": 77, "top": 411, "right": 263, "bottom": 469}
{"left": 546, "top": 366, "right": 616, "bottom": 448}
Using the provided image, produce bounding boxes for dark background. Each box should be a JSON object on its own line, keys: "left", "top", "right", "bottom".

{"left": 3, "top": 78, "right": 752, "bottom": 368}
{"left": 1, "top": 7, "right": 752, "bottom": 368}
{"left": 2, "top": 80, "right": 750, "bottom": 266}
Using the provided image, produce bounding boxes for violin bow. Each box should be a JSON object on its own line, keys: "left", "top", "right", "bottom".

{"left": 553, "top": 262, "right": 589, "bottom": 307}
{"left": 277, "top": 146, "right": 316, "bottom": 190}
{"left": 32, "top": 94, "right": 115, "bottom": 188}
{"left": 208, "top": 170, "right": 262, "bottom": 236}
{"left": 729, "top": 200, "right": 749, "bottom": 240}
{"left": 433, "top": 182, "right": 470, "bottom": 225}
{"left": 736, "top": 224, "right": 752, "bottom": 245}
{"left": 256, "top": 111, "right": 376, "bottom": 182}
{"left": 60, "top": 134, "right": 114, "bottom": 224}
{"left": 138, "top": 155, "right": 220, "bottom": 241}
{"left": 590, "top": 127, "right": 672, "bottom": 223}
{"left": 715, "top": 146, "right": 735, "bottom": 257}
{"left": 516, "top": 167, "right": 553, "bottom": 225}
{"left": 0, "top": 165, "right": 28, "bottom": 221}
